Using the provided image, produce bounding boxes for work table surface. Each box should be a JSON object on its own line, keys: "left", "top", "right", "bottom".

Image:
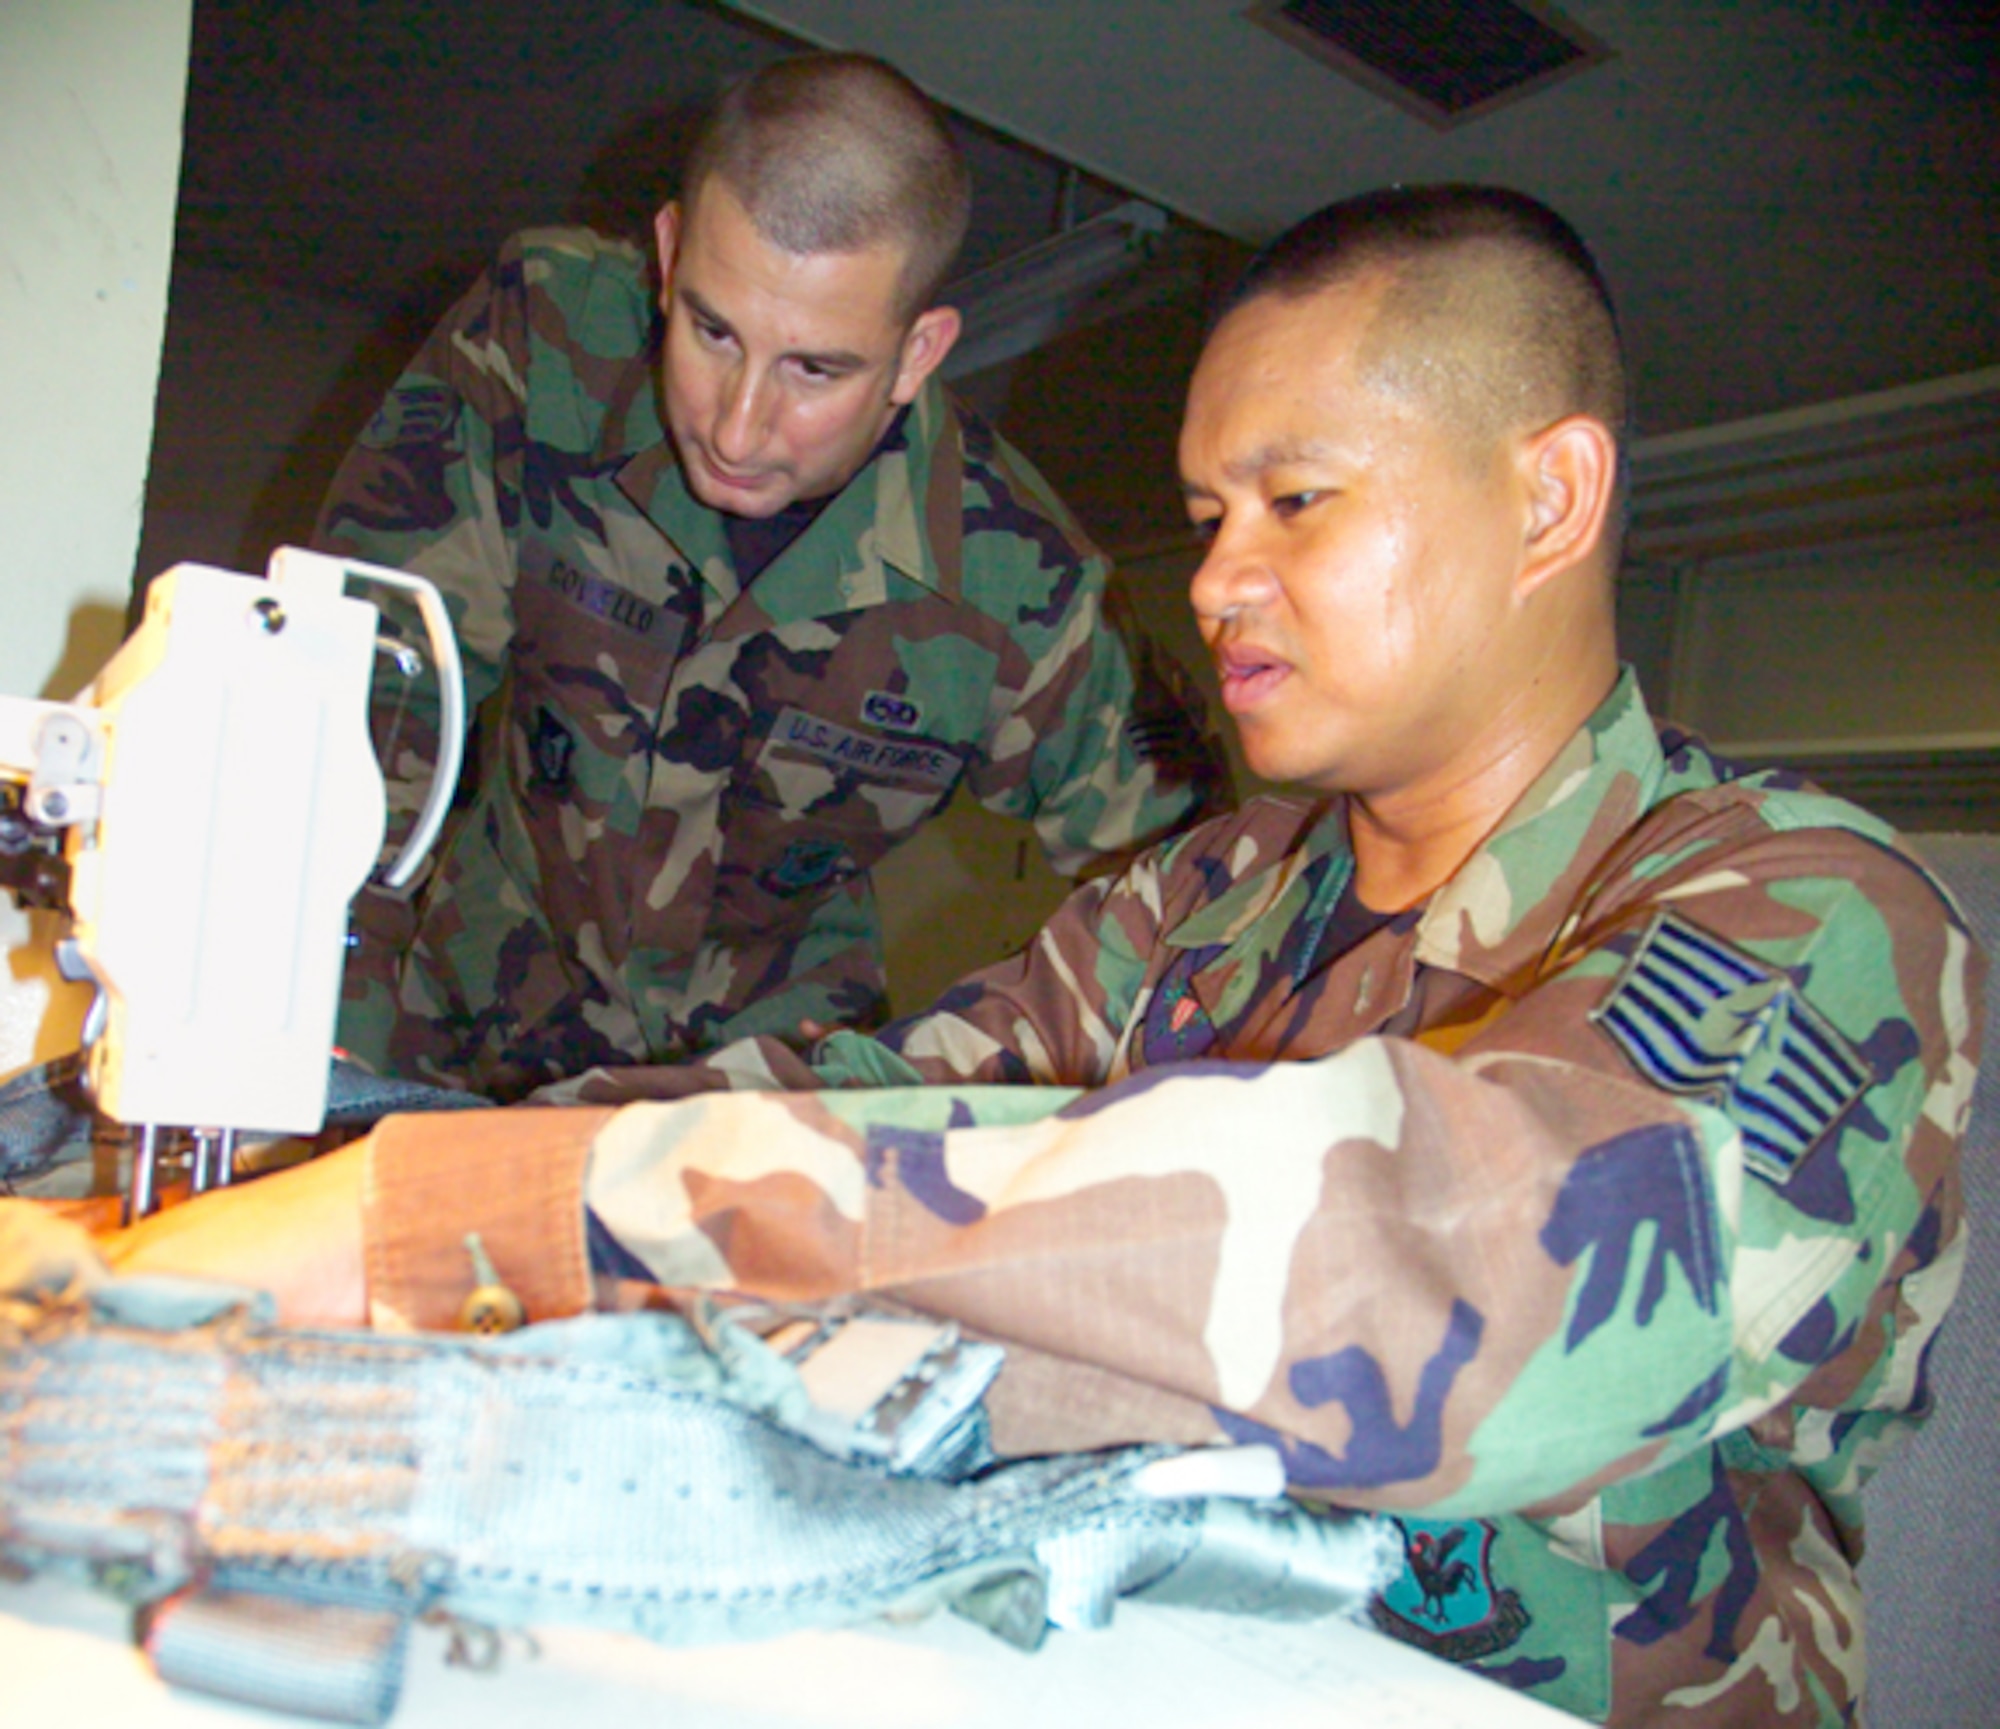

{"left": 6, "top": 1572, "right": 1578, "bottom": 1728}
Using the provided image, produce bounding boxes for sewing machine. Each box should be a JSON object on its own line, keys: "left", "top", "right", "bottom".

{"left": 0, "top": 547, "right": 463, "bottom": 1215}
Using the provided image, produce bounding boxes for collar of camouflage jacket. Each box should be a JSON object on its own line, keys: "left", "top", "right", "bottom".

{"left": 611, "top": 376, "right": 964, "bottom": 624}
{"left": 1162, "top": 669, "right": 1662, "bottom": 1001}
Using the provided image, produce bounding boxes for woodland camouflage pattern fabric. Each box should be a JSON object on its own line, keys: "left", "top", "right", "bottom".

{"left": 317, "top": 226, "right": 1224, "bottom": 1101}
{"left": 485, "top": 671, "right": 1985, "bottom": 1724}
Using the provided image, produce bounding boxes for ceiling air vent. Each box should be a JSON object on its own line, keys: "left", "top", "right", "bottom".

{"left": 1248, "top": 0, "right": 1613, "bottom": 129}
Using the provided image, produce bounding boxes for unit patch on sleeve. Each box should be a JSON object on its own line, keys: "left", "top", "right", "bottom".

{"left": 1590, "top": 911, "right": 1871, "bottom": 1185}
{"left": 1370, "top": 1517, "right": 1530, "bottom": 1662}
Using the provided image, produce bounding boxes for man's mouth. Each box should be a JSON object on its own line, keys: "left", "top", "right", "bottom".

{"left": 697, "top": 452, "right": 771, "bottom": 492}
{"left": 1214, "top": 644, "right": 1290, "bottom": 713}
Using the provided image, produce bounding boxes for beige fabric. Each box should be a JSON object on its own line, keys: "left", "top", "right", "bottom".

{"left": 362, "top": 1108, "right": 605, "bottom": 1331}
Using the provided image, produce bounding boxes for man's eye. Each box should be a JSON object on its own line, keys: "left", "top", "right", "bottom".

{"left": 1187, "top": 517, "right": 1220, "bottom": 545}
{"left": 1272, "top": 491, "right": 1322, "bottom": 518}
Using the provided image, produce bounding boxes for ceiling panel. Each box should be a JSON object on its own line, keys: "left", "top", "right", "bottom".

{"left": 725, "top": 0, "right": 1999, "bottom": 430}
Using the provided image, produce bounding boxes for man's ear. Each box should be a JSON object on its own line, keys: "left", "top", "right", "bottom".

{"left": 1516, "top": 415, "right": 1618, "bottom": 597}
{"left": 653, "top": 202, "right": 682, "bottom": 304}
{"left": 890, "top": 305, "right": 962, "bottom": 405}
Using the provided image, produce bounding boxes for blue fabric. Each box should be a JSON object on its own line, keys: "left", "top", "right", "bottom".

{"left": 0, "top": 1054, "right": 488, "bottom": 1192}
{"left": 0, "top": 1200, "right": 1398, "bottom": 1721}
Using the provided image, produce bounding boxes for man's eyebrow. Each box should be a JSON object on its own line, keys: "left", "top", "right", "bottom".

{"left": 1225, "top": 440, "right": 1342, "bottom": 482}
{"left": 677, "top": 286, "right": 733, "bottom": 334}
{"left": 675, "top": 286, "right": 870, "bottom": 372}
{"left": 1180, "top": 440, "right": 1342, "bottom": 495}
{"left": 786, "top": 343, "right": 871, "bottom": 372}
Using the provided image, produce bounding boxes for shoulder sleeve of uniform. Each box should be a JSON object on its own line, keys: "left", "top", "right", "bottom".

{"left": 317, "top": 238, "right": 548, "bottom": 1054}
{"left": 858, "top": 795, "right": 1320, "bottom": 1087}
{"left": 957, "top": 409, "right": 1106, "bottom": 571}
{"left": 950, "top": 420, "right": 1229, "bottom": 872}
{"left": 1416, "top": 805, "right": 1985, "bottom": 1504}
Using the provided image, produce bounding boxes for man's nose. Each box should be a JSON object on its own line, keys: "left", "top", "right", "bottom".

{"left": 1188, "top": 525, "right": 1277, "bottom": 621}
{"left": 711, "top": 365, "right": 773, "bottom": 464}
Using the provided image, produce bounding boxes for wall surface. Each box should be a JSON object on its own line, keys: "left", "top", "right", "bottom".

{"left": 1, "top": 0, "right": 192, "bottom": 1074}
{"left": 1674, "top": 529, "right": 2000, "bottom": 750}
{"left": 136, "top": 264, "right": 390, "bottom": 580}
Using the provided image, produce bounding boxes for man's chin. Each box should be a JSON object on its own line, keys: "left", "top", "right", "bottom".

{"left": 685, "top": 455, "right": 794, "bottom": 518}
{"left": 694, "top": 479, "right": 791, "bottom": 518}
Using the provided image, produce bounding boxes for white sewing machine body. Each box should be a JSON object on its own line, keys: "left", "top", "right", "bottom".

{"left": 0, "top": 548, "right": 461, "bottom": 1157}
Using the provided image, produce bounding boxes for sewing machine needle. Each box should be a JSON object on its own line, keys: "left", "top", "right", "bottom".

{"left": 128, "top": 1123, "right": 162, "bottom": 1222}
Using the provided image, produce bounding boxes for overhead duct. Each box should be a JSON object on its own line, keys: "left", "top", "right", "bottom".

{"left": 1248, "top": 0, "right": 1612, "bottom": 129}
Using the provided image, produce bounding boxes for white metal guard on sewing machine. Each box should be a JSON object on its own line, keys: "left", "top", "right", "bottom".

{"left": 0, "top": 548, "right": 464, "bottom": 1216}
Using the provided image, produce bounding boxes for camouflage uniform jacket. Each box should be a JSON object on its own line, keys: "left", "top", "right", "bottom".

{"left": 317, "top": 226, "right": 1221, "bottom": 1100}
{"left": 360, "top": 672, "right": 1984, "bottom": 1724}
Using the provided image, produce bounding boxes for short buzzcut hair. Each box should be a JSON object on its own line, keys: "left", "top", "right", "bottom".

{"left": 681, "top": 52, "right": 972, "bottom": 319}
{"left": 1226, "top": 185, "right": 1628, "bottom": 461}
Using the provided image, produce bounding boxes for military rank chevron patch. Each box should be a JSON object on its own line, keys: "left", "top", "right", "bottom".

{"left": 1590, "top": 911, "right": 1872, "bottom": 1185}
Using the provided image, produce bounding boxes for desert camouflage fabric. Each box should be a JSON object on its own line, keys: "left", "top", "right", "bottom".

{"left": 457, "top": 671, "right": 1983, "bottom": 1724}
{"left": 316, "top": 226, "right": 1225, "bottom": 1101}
